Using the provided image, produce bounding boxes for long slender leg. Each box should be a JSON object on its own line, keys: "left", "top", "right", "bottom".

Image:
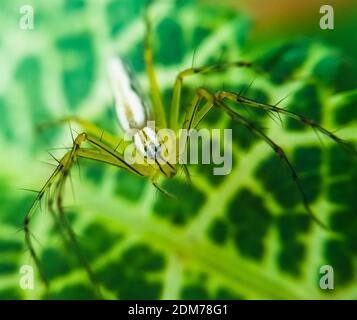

{"left": 170, "top": 61, "right": 256, "bottom": 130}
{"left": 185, "top": 87, "right": 327, "bottom": 228}
{"left": 216, "top": 91, "right": 357, "bottom": 155}
{"left": 55, "top": 176, "right": 103, "bottom": 298}
{"left": 176, "top": 89, "right": 215, "bottom": 180}
{"left": 47, "top": 188, "right": 72, "bottom": 252}
{"left": 49, "top": 134, "right": 104, "bottom": 298}
{"left": 23, "top": 133, "right": 153, "bottom": 294}
{"left": 76, "top": 149, "right": 134, "bottom": 169}
{"left": 143, "top": 6, "right": 166, "bottom": 127}
{"left": 38, "top": 116, "right": 125, "bottom": 151}
{"left": 81, "top": 153, "right": 175, "bottom": 199}
{"left": 181, "top": 164, "right": 191, "bottom": 183}
{"left": 151, "top": 172, "right": 175, "bottom": 198}
{"left": 24, "top": 164, "right": 64, "bottom": 289}
{"left": 178, "top": 88, "right": 215, "bottom": 158}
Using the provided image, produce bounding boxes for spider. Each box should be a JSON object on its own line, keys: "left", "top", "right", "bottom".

{"left": 23, "top": 8, "right": 356, "bottom": 298}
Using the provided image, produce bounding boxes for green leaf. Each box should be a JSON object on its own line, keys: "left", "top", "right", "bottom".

{"left": 0, "top": 0, "right": 356, "bottom": 300}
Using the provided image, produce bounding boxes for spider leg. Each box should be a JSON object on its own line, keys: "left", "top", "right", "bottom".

{"left": 23, "top": 132, "right": 153, "bottom": 294}
{"left": 37, "top": 116, "right": 124, "bottom": 150}
{"left": 143, "top": 5, "right": 166, "bottom": 127}
{"left": 55, "top": 180, "right": 103, "bottom": 298}
{"left": 178, "top": 89, "right": 216, "bottom": 165}
{"left": 152, "top": 177, "right": 175, "bottom": 199}
{"left": 175, "top": 90, "right": 215, "bottom": 181}
{"left": 50, "top": 137, "right": 103, "bottom": 298}
{"left": 47, "top": 187, "right": 72, "bottom": 251}
{"left": 170, "top": 60, "right": 256, "bottom": 130}
{"left": 24, "top": 145, "right": 103, "bottom": 297}
{"left": 216, "top": 91, "right": 357, "bottom": 155}
{"left": 181, "top": 164, "right": 191, "bottom": 183}
{"left": 187, "top": 87, "right": 327, "bottom": 228}
{"left": 23, "top": 162, "right": 64, "bottom": 289}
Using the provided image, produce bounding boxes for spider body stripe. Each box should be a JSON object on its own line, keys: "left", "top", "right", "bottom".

{"left": 134, "top": 126, "right": 161, "bottom": 160}
{"left": 108, "top": 57, "right": 150, "bottom": 131}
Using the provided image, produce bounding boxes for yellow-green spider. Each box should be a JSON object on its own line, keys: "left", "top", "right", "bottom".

{"left": 23, "top": 10, "right": 356, "bottom": 298}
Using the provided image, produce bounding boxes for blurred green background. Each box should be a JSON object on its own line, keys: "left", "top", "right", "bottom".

{"left": 0, "top": 0, "right": 356, "bottom": 299}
